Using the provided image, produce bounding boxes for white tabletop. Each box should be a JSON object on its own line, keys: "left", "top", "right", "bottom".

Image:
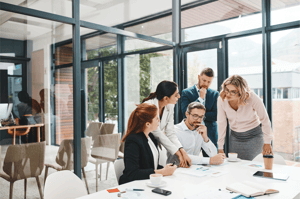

{"left": 77, "top": 159, "right": 300, "bottom": 199}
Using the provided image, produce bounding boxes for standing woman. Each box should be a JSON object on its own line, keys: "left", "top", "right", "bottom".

{"left": 217, "top": 75, "right": 273, "bottom": 160}
{"left": 142, "top": 80, "right": 191, "bottom": 167}
{"left": 119, "top": 103, "right": 177, "bottom": 185}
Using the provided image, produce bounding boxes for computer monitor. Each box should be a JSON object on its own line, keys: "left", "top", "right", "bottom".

{"left": 0, "top": 103, "right": 13, "bottom": 120}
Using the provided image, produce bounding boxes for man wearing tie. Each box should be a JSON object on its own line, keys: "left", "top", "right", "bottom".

{"left": 181, "top": 68, "right": 219, "bottom": 157}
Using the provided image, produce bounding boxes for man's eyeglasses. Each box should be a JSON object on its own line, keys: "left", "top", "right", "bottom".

{"left": 224, "top": 87, "right": 238, "bottom": 96}
{"left": 188, "top": 112, "right": 205, "bottom": 121}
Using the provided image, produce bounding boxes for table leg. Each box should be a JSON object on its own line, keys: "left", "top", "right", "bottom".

{"left": 13, "top": 128, "right": 16, "bottom": 145}
{"left": 37, "top": 127, "right": 40, "bottom": 143}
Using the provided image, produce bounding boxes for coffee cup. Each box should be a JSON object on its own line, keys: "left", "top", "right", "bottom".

{"left": 150, "top": 174, "right": 162, "bottom": 185}
{"left": 263, "top": 155, "right": 273, "bottom": 170}
{"left": 228, "top": 153, "right": 238, "bottom": 161}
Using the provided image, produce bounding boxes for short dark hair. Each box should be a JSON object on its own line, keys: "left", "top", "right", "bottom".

{"left": 200, "top": 67, "right": 214, "bottom": 77}
{"left": 186, "top": 102, "right": 206, "bottom": 113}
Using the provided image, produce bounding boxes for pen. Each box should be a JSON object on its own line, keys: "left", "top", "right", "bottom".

{"left": 125, "top": 188, "right": 144, "bottom": 191}
{"left": 171, "top": 161, "right": 176, "bottom": 166}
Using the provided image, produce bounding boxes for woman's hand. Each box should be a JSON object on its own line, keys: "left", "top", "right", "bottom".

{"left": 263, "top": 144, "right": 273, "bottom": 155}
{"left": 180, "top": 148, "right": 191, "bottom": 168}
{"left": 155, "top": 164, "right": 177, "bottom": 176}
{"left": 218, "top": 149, "right": 225, "bottom": 154}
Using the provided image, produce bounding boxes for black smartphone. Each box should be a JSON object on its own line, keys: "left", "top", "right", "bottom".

{"left": 152, "top": 188, "right": 172, "bottom": 196}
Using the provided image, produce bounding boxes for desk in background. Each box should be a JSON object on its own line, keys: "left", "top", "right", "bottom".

{"left": 0, "top": 124, "right": 44, "bottom": 144}
{"left": 77, "top": 160, "right": 300, "bottom": 199}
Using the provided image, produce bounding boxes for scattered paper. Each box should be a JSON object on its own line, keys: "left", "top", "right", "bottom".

{"left": 108, "top": 188, "right": 149, "bottom": 199}
{"left": 242, "top": 162, "right": 263, "bottom": 169}
{"left": 185, "top": 188, "right": 239, "bottom": 199}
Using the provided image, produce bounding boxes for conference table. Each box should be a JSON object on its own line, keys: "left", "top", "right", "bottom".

{"left": 77, "top": 159, "right": 300, "bottom": 199}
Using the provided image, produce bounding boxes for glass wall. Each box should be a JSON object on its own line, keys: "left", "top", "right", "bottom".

{"left": 228, "top": 34, "right": 263, "bottom": 98}
{"left": 271, "top": 0, "right": 300, "bottom": 25}
{"left": 124, "top": 50, "right": 173, "bottom": 127}
{"left": 86, "top": 66, "right": 100, "bottom": 124}
{"left": 0, "top": 10, "right": 73, "bottom": 146}
{"left": 104, "top": 59, "right": 118, "bottom": 133}
{"left": 271, "top": 28, "right": 300, "bottom": 161}
{"left": 187, "top": 49, "right": 218, "bottom": 90}
{"left": 182, "top": 0, "right": 262, "bottom": 41}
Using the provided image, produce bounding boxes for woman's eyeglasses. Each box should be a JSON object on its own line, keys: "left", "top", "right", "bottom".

{"left": 224, "top": 87, "right": 238, "bottom": 96}
{"left": 188, "top": 112, "right": 205, "bottom": 121}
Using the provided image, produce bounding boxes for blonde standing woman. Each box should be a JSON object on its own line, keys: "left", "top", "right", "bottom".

{"left": 217, "top": 75, "right": 273, "bottom": 160}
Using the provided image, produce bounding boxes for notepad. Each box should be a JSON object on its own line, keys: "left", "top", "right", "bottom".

{"left": 226, "top": 181, "right": 279, "bottom": 197}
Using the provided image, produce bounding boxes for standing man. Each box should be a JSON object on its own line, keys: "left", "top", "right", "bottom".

{"left": 181, "top": 68, "right": 219, "bottom": 157}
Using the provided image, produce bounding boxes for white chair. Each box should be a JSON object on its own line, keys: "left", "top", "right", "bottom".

{"left": 89, "top": 133, "right": 121, "bottom": 191}
{"left": 85, "top": 122, "right": 102, "bottom": 141}
{"left": 44, "top": 170, "right": 87, "bottom": 199}
{"left": 252, "top": 153, "right": 286, "bottom": 165}
{"left": 114, "top": 159, "right": 125, "bottom": 183}
{"left": 100, "top": 123, "right": 115, "bottom": 135}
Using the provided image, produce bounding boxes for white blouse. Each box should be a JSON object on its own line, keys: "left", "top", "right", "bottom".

{"left": 148, "top": 137, "right": 159, "bottom": 169}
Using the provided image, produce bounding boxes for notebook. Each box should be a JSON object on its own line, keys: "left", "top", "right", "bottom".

{"left": 226, "top": 181, "right": 279, "bottom": 197}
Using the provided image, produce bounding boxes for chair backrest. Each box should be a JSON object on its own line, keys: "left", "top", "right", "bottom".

{"left": 252, "top": 153, "right": 286, "bottom": 165}
{"left": 100, "top": 123, "right": 115, "bottom": 135}
{"left": 55, "top": 137, "right": 92, "bottom": 170}
{"left": 114, "top": 159, "right": 125, "bottom": 183}
{"left": 93, "top": 133, "right": 121, "bottom": 160}
{"left": 44, "top": 170, "right": 87, "bottom": 199}
{"left": 3, "top": 142, "right": 46, "bottom": 180}
{"left": 85, "top": 122, "right": 102, "bottom": 140}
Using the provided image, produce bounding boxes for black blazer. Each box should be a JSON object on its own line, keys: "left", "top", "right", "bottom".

{"left": 119, "top": 132, "right": 163, "bottom": 185}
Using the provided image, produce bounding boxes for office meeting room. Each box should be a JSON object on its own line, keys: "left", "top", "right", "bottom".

{"left": 0, "top": 0, "right": 300, "bottom": 199}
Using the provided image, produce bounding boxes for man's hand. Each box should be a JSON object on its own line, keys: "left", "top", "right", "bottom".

{"left": 196, "top": 124, "right": 208, "bottom": 142}
{"left": 180, "top": 148, "right": 191, "bottom": 168}
{"left": 199, "top": 88, "right": 207, "bottom": 99}
{"left": 175, "top": 150, "right": 187, "bottom": 168}
{"left": 263, "top": 144, "right": 273, "bottom": 155}
{"left": 209, "top": 153, "right": 226, "bottom": 165}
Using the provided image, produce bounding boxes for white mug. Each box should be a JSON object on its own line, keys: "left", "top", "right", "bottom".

{"left": 150, "top": 174, "right": 162, "bottom": 185}
{"left": 228, "top": 153, "right": 238, "bottom": 160}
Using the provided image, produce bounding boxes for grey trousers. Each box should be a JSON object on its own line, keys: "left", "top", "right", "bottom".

{"left": 229, "top": 125, "right": 264, "bottom": 161}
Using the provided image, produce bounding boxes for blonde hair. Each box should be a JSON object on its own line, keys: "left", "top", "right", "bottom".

{"left": 220, "top": 75, "right": 250, "bottom": 106}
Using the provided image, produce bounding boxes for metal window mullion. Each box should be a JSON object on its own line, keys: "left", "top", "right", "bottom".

{"left": 99, "top": 62, "right": 105, "bottom": 123}
{"left": 172, "top": 0, "right": 181, "bottom": 124}
{"left": 117, "top": 34, "right": 125, "bottom": 135}
{"left": 72, "top": 0, "right": 81, "bottom": 178}
{"left": 262, "top": 0, "right": 272, "bottom": 122}
{"left": 80, "top": 20, "right": 174, "bottom": 47}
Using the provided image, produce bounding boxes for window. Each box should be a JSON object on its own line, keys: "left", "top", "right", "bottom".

{"left": 272, "top": 28, "right": 300, "bottom": 161}
{"left": 228, "top": 34, "right": 263, "bottom": 99}
{"left": 124, "top": 50, "right": 173, "bottom": 128}
{"left": 182, "top": 0, "right": 262, "bottom": 42}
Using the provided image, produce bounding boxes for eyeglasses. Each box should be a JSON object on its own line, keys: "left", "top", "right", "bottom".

{"left": 188, "top": 112, "right": 205, "bottom": 121}
{"left": 224, "top": 87, "right": 238, "bottom": 96}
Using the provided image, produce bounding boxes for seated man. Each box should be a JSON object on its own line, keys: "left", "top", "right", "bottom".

{"left": 168, "top": 102, "right": 225, "bottom": 165}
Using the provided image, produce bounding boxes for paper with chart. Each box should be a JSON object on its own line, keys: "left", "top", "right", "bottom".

{"left": 180, "top": 166, "right": 228, "bottom": 177}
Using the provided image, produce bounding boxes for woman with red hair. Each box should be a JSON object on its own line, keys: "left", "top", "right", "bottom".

{"left": 119, "top": 103, "right": 177, "bottom": 185}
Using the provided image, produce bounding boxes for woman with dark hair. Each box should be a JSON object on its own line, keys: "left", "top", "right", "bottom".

{"left": 119, "top": 103, "right": 177, "bottom": 185}
{"left": 143, "top": 80, "right": 191, "bottom": 168}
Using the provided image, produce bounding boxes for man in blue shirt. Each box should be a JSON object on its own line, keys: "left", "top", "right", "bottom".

{"left": 181, "top": 68, "right": 219, "bottom": 157}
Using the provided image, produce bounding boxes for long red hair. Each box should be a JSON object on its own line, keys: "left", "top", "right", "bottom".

{"left": 121, "top": 103, "right": 157, "bottom": 142}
